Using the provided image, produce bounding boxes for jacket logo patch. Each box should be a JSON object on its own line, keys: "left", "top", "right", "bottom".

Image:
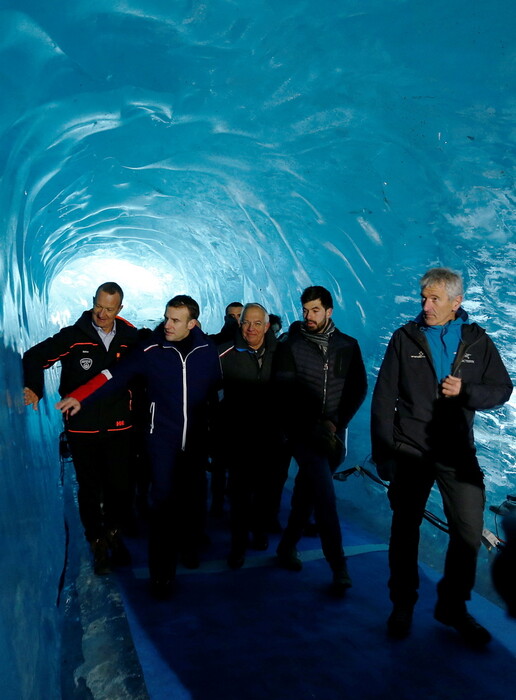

{"left": 461, "top": 353, "right": 475, "bottom": 364}
{"left": 80, "top": 358, "right": 93, "bottom": 370}
{"left": 410, "top": 351, "right": 426, "bottom": 359}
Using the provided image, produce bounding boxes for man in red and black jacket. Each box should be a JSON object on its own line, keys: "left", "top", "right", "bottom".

{"left": 23, "top": 281, "right": 139, "bottom": 574}
{"left": 56, "top": 295, "right": 223, "bottom": 599}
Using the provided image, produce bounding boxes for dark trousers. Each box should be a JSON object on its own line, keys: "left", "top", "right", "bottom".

{"left": 67, "top": 429, "right": 134, "bottom": 542}
{"left": 261, "top": 445, "right": 292, "bottom": 527}
{"left": 279, "top": 443, "right": 345, "bottom": 569}
{"left": 388, "top": 455, "right": 485, "bottom": 607}
{"left": 209, "top": 455, "right": 227, "bottom": 511}
{"left": 147, "top": 444, "right": 207, "bottom": 581}
{"left": 227, "top": 453, "right": 269, "bottom": 553}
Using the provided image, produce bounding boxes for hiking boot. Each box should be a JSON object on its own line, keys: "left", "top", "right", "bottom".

{"left": 387, "top": 603, "right": 414, "bottom": 639}
{"left": 91, "top": 538, "right": 110, "bottom": 575}
{"left": 434, "top": 602, "right": 492, "bottom": 647}
{"left": 331, "top": 562, "right": 353, "bottom": 596}
{"left": 276, "top": 547, "right": 303, "bottom": 572}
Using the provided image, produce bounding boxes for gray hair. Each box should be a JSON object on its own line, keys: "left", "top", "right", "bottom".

{"left": 241, "top": 303, "right": 270, "bottom": 325}
{"left": 419, "top": 267, "right": 464, "bottom": 299}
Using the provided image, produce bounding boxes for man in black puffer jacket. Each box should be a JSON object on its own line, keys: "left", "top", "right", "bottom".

{"left": 371, "top": 267, "right": 513, "bottom": 645}
{"left": 23, "top": 282, "right": 139, "bottom": 574}
{"left": 275, "top": 286, "right": 367, "bottom": 595}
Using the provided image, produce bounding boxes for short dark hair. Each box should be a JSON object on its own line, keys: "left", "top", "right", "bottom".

{"left": 94, "top": 282, "right": 124, "bottom": 304}
{"left": 166, "top": 294, "right": 200, "bottom": 320}
{"left": 225, "top": 301, "right": 243, "bottom": 314}
{"left": 300, "top": 285, "right": 333, "bottom": 310}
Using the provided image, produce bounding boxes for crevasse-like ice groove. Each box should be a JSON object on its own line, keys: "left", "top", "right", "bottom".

{"left": 0, "top": 1, "right": 515, "bottom": 697}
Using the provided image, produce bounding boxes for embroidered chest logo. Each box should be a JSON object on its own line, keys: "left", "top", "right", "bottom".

{"left": 80, "top": 358, "right": 93, "bottom": 370}
{"left": 461, "top": 353, "right": 475, "bottom": 364}
{"left": 410, "top": 351, "right": 426, "bottom": 359}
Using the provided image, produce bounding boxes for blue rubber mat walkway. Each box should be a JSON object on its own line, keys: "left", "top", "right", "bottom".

{"left": 112, "top": 488, "right": 516, "bottom": 700}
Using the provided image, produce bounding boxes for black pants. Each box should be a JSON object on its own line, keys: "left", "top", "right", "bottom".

{"left": 67, "top": 429, "right": 134, "bottom": 542}
{"left": 227, "top": 452, "right": 269, "bottom": 553}
{"left": 147, "top": 446, "right": 207, "bottom": 581}
{"left": 388, "top": 455, "right": 485, "bottom": 607}
{"left": 261, "top": 445, "right": 292, "bottom": 527}
{"left": 278, "top": 442, "right": 345, "bottom": 570}
{"left": 227, "top": 440, "right": 291, "bottom": 553}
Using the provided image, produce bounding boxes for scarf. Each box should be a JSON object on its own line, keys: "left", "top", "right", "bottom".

{"left": 300, "top": 318, "right": 335, "bottom": 357}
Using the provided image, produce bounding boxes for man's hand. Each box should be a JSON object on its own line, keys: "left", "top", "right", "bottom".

{"left": 55, "top": 397, "right": 82, "bottom": 416}
{"left": 441, "top": 375, "right": 462, "bottom": 397}
{"left": 24, "top": 387, "right": 39, "bottom": 411}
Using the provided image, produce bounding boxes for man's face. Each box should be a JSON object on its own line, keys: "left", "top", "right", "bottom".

{"left": 92, "top": 291, "right": 122, "bottom": 332}
{"left": 421, "top": 283, "right": 462, "bottom": 326}
{"left": 241, "top": 307, "right": 269, "bottom": 350}
{"left": 164, "top": 305, "right": 196, "bottom": 342}
{"left": 302, "top": 299, "right": 332, "bottom": 334}
{"left": 226, "top": 305, "right": 243, "bottom": 323}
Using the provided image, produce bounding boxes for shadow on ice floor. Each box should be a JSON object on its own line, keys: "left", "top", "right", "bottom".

{"left": 64, "top": 471, "right": 516, "bottom": 700}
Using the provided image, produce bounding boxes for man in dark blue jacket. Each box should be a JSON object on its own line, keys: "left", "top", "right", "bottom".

{"left": 57, "top": 295, "right": 222, "bottom": 598}
{"left": 23, "top": 282, "right": 139, "bottom": 574}
{"left": 275, "top": 286, "right": 367, "bottom": 595}
{"left": 371, "top": 267, "right": 513, "bottom": 645}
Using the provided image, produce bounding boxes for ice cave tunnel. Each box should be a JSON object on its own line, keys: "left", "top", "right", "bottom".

{"left": 0, "top": 1, "right": 515, "bottom": 698}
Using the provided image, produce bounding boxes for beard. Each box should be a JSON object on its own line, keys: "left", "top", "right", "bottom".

{"left": 304, "top": 318, "right": 327, "bottom": 334}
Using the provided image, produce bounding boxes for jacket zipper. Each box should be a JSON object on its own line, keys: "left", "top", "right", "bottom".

{"left": 451, "top": 336, "right": 480, "bottom": 377}
{"left": 170, "top": 343, "right": 208, "bottom": 451}
{"left": 149, "top": 402, "right": 155, "bottom": 434}
{"left": 322, "top": 360, "right": 329, "bottom": 411}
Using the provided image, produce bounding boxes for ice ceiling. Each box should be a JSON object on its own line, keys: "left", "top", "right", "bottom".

{"left": 0, "top": 1, "right": 515, "bottom": 695}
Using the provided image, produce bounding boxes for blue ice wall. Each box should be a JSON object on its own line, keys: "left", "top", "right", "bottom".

{"left": 0, "top": 1, "right": 515, "bottom": 696}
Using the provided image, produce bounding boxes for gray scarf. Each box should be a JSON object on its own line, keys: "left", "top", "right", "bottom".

{"left": 300, "top": 318, "right": 335, "bottom": 357}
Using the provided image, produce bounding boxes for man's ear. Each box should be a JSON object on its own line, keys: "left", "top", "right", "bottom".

{"left": 452, "top": 296, "right": 463, "bottom": 311}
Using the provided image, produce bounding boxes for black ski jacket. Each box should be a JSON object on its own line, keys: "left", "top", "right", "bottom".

{"left": 218, "top": 327, "right": 278, "bottom": 431}
{"left": 371, "top": 317, "right": 513, "bottom": 470}
{"left": 23, "top": 311, "right": 138, "bottom": 433}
